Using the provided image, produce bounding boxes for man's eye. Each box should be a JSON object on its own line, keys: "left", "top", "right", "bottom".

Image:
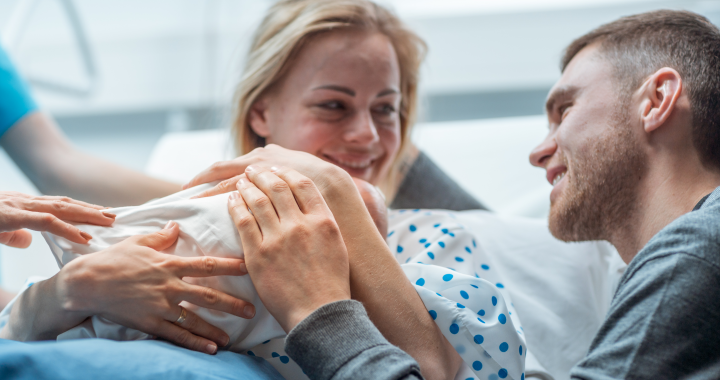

{"left": 559, "top": 104, "right": 571, "bottom": 119}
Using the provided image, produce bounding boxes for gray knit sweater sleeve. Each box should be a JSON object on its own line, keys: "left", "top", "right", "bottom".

{"left": 284, "top": 300, "right": 424, "bottom": 380}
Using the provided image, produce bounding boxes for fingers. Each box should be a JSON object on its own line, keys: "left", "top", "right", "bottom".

{"left": 184, "top": 160, "right": 248, "bottom": 190}
{"left": 0, "top": 230, "right": 33, "bottom": 248}
{"left": 244, "top": 166, "right": 302, "bottom": 221}
{"left": 135, "top": 221, "right": 180, "bottom": 251}
{"left": 154, "top": 319, "right": 221, "bottom": 355}
{"left": 190, "top": 175, "right": 242, "bottom": 199}
{"left": 23, "top": 199, "right": 115, "bottom": 226}
{"left": 227, "top": 191, "right": 262, "bottom": 251}
{"left": 34, "top": 195, "right": 106, "bottom": 211}
{"left": 169, "top": 306, "right": 230, "bottom": 350}
{"left": 178, "top": 282, "right": 256, "bottom": 319}
{"left": 271, "top": 167, "right": 331, "bottom": 216}
{"left": 173, "top": 255, "right": 248, "bottom": 278}
{"left": 236, "top": 174, "right": 280, "bottom": 234}
{"left": 18, "top": 211, "right": 93, "bottom": 244}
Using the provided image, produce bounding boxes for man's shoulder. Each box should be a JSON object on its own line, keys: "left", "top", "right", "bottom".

{"left": 633, "top": 190, "right": 720, "bottom": 270}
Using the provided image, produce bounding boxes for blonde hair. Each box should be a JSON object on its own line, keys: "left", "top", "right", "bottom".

{"left": 231, "top": 0, "right": 426, "bottom": 194}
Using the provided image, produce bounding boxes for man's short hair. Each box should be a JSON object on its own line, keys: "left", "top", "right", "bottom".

{"left": 562, "top": 10, "right": 720, "bottom": 170}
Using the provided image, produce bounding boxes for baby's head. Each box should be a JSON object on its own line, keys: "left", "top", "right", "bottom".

{"left": 352, "top": 177, "right": 389, "bottom": 239}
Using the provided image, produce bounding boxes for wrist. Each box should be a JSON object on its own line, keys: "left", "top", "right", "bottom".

{"left": 283, "top": 294, "right": 351, "bottom": 333}
{"left": 56, "top": 257, "right": 96, "bottom": 317}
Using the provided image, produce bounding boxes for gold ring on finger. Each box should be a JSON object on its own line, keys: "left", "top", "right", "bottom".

{"left": 174, "top": 306, "right": 187, "bottom": 325}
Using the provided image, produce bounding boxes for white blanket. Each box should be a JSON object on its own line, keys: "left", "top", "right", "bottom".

{"left": 33, "top": 185, "right": 528, "bottom": 380}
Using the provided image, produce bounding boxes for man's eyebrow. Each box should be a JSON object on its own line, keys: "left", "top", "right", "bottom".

{"left": 545, "top": 86, "right": 579, "bottom": 115}
{"left": 312, "top": 85, "right": 355, "bottom": 96}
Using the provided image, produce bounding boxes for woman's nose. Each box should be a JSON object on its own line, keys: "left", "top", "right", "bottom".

{"left": 343, "top": 112, "right": 380, "bottom": 144}
{"left": 529, "top": 134, "right": 557, "bottom": 168}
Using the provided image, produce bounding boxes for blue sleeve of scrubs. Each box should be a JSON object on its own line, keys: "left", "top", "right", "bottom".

{"left": 0, "top": 44, "right": 38, "bottom": 138}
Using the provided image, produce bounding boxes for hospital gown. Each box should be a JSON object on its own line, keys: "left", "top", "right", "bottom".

{"left": 0, "top": 187, "right": 526, "bottom": 380}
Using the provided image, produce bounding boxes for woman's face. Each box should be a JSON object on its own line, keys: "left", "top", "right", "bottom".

{"left": 249, "top": 30, "right": 402, "bottom": 184}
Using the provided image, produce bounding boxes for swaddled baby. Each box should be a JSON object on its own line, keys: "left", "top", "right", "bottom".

{"left": 40, "top": 184, "right": 527, "bottom": 380}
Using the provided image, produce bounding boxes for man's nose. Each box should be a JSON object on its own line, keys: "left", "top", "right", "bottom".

{"left": 344, "top": 111, "right": 380, "bottom": 144}
{"left": 529, "top": 134, "right": 557, "bottom": 168}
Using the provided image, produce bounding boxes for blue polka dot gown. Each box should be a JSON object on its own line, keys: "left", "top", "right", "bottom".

{"left": 245, "top": 210, "right": 526, "bottom": 380}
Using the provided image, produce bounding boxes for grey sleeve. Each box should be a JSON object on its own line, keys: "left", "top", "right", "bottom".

{"left": 284, "top": 300, "right": 424, "bottom": 380}
{"left": 571, "top": 252, "right": 720, "bottom": 380}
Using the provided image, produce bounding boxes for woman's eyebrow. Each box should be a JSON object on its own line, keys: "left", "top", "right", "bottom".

{"left": 377, "top": 88, "right": 399, "bottom": 97}
{"left": 312, "top": 85, "right": 355, "bottom": 96}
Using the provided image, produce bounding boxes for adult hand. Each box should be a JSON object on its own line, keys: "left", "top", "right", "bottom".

{"left": 0, "top": 191, "right": 115, "bottom": 248}
{"left": 227, "top": 166, "right": 351, "bottom": 332}
{"left": 57, "top": 221, "right": 255, "bottom": 354}
{"left": 184, "top": 144, "right": 344, "bottom": 199}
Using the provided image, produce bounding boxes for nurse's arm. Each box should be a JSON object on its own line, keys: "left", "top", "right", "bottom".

{"left": 0, "top": 112, "right": 180, "bottom": 207}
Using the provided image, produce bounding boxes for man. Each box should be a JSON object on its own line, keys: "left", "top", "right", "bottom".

{"left": 530, "top": 10, "right": 720, "bottom": 379}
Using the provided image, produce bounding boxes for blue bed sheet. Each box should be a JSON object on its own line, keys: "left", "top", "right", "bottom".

{"left": 0, "top": 338, "right": 284, "bottom": 380}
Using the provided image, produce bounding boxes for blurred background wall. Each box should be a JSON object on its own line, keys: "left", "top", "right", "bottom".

{"left": 1, "top": 0, "right": 719, "bottom": 289}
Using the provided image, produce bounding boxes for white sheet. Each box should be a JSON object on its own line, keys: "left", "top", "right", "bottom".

{"left": 29, "top": 186, "right": 528, "bottom": 380}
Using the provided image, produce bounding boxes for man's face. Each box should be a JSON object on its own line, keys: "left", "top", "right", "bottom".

{"left": 529, "top": 44, "right": 647, "bottom": 242}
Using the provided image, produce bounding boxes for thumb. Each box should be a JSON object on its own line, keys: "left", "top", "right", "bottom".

{"left": 0, "top": 230, "right": 33, "bottom": 248}
{"left": 136, "top": 221, "right": 180, "bottom": 251}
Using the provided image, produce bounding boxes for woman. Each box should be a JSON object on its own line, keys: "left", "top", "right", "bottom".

{"left": 190, "top": 0, "right": 485, "bottom": 211}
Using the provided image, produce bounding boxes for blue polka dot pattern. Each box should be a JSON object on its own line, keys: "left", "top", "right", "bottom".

{"left": 474, "top": 335, "right": 484, "bottom": 344}
{"left": 472, "top": 239, "right": 477, "bottom": 248}
{"left": 388, "top": 231, "right": 395, "bottom": 237}
{"left": 478, "top": 309, "right": 486, "bottom": 316}
{"left": 457, "top": 303, "right": 466, "bottom": 309}
{"left": 433, "top": 223, "right": 441, "bottom": 228}
{"left": 498, "top": 369, "right": 508, "bottom": 378}
{"left": 472, "top": 361, "right": 483, "bottom": 371}
{"left": 450, "top": 323, "right": 460, "bottom": 334}
{"left": 280, "top": 356, "right": 290, "bottom": 364}
{"left": 442, "top": 228, "right": 449, "bottom": 234}
{"left": 492, "top": 296, "right": 498, "bottom": 306}
{"left": 429, "top": 310, "right": 437, "bottom": 320}
{"left": 247, "top": 351, "right": 255, "bottom": 356}
{"left": 416, "top": 278, "right": 426, "bottom": 286}
{"left": 442, "top": 274, "right": 453, "bottom": 281}
{"left": 438, "top": 241, "right": 446, "bottom": 248}
{"left": 419, "top": 238, "right": 427, "bottom": 243}
{"left": 271, "top": 352, "right": 279, "bottom": 358}
{"left": 455, "top": 257, "right": 464, "bottom": 262}
{"left": 425, "top": 243, "right": 431, "bottom": 248}
{"left": 471, "top": 284, "right": 478, "bottom": 288}
{"left": 519, "top": 345, "right": 523, "bottom": 355}
{"left": 465, "top": 246, "right": 472, "bottom": 253}
{"left": 427, "top": 252, "right": 435, "bottom": 259}
{"left": 499, "top": 342, "right": 509, "bottom": 352}
{"left": 409, "top": 224, "right": 417, "bottom": 232}
{"left": 498, "top": 314, "right": 507, "bottom": 324}
{"left": 397, "top": 245, "right": 404, "bottom": 253}
{"left": 481, "top": 264, "right": 490, "bottom": 270}
{"left": 460, "top": 290, "right": 469, "bottom": 299}
{"left": 496, "top": 283, "right": 505, "bottom": 289}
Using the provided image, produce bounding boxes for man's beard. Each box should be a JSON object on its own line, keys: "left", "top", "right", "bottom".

{"left": 549, "top": 114, "right": 647, "bottom": 242}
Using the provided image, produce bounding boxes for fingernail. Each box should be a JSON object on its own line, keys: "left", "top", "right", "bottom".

{"left": 244, "top": 305, "right": 255, "bottom": 318}
{"left": 229, "top": 192, "right": 239, "bottom": 201}
{"left": 238, "top": 177, "right": 246, "bottom": 186}
{"left": 270, "top": 166, "right": 279, "bottom": 172}
{"left": 246, "top": 165, "right": 255, "bottom": 172}
{"left": 182, "top": 183, "right": 189, "bottom": 190}
{"left": 102, "top": 212, "right": 117, "bottom": 219}
{"left": 164, "top": 221, "right": 176, "bottom": 229}
{"left": 221, "top": 335, "right": 230, "bottom": 347}
{"left": 239, "top": 262, "right": 247, "bottom": 275}
{"left": 206, "top": 343, "right": 217, "bottom": 355}
{"left": 80, "top": 232, "right": 92, "bottom": 241}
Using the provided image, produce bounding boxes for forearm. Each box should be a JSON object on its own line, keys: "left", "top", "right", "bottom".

{"left": 0, "top": 275, "right": 86, "bottom": 341}
{"left": 318, "top": 168, "right": 461, "bottom": 380}
{"left": 285, "top": 300, "right": 423, "bottom": 380}
{"left": 1, "top": 112, "right": 180, "bottom": 206}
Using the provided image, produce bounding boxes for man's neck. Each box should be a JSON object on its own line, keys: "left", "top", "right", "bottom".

{"left": 609, "top": 161, "right": 720, "bottom": 264}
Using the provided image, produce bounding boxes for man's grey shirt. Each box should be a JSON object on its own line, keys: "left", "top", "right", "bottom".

{"left": 572, "top": 186, "right": 720, "bottom": 379}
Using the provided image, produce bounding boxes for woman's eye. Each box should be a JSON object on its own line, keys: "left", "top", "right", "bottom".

{"left": 319, "top": 101, "right": 344, "bottom": 110}
{"left": 373, "top": 104, "right": 396, "bottom": 115}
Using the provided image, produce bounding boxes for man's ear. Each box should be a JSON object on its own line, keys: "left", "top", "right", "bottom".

{"left": 248, "top": 97, "right": 271, "bottom": 138}
{"left": 639, "top": 67, "right": 683, "bottom": 133}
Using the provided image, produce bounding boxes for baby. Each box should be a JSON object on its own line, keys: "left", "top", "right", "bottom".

{"left": 35, "top": 183, "right": 525, "bottom": 380}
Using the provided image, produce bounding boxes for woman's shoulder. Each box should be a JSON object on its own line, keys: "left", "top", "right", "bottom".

{"left": 390, "top": 151, "right": 488, "bottom": 211}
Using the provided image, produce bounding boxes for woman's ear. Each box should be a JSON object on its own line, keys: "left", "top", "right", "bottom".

{"left": 248, "top": 97, "right": 271, "bottom": 138}
{"left": 639, "top": 67, "right": 683, "bottom": 134}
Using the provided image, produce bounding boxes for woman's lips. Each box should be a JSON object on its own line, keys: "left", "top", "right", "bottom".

{"left": 322, "top": 153, "right": 379, "bottom": 176}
